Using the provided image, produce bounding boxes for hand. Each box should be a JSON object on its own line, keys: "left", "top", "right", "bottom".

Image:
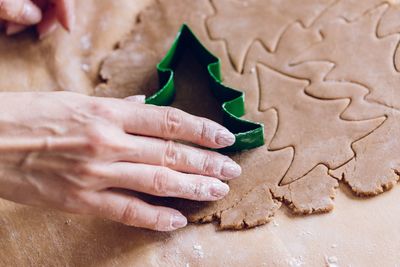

{"left": 0, "top": 0, "right": 74, "bottom": 38}
{"left": 0, "top": 92, "right": 241, "bottom": 231}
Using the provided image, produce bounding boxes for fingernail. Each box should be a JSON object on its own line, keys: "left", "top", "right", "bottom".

{"left": 6, "top": 23, "right": 26, "bottom": 35}
{"left": 215, "top": 129, "right": 235, "bottom": 147}
{"left": 171, "top": 214, "right": 187, "bottom": 229}
{"left": 22, "top": 2, "right": 42, "bottom": 24}
{"left": 222, "top": 161, "right": 242, "bottom": 179}
{"left": 125, "top": 95, "right": 146, "bottom": 103}
{"left": 210, "top": 182, "right": 229, "bottom": 198}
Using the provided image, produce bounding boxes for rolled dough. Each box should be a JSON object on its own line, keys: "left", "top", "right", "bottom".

{"left": 96, "top": 0, "right": 400, "bottom": 230}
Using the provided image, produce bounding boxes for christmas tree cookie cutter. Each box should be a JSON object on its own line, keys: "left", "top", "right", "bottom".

{"left": 145, "top": 24, "right": 264, "bottom": 151}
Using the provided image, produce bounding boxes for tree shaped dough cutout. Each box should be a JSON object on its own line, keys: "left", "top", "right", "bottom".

{"left": 256, "top": 64, "right": 384, "bottom": 184}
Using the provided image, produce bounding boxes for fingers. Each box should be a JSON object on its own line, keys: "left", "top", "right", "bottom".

{"left": 54, "top": 0, "right": 74, "bottom": 31}
{"left": 0, "top": 0, "right": 42, "bottom": 25}
{"left": 108, "top": 99, "right": 236, "bottom": 149}
{"left": 91, "top": 191, "right": 187, "bottom": 231}
{"left": 117, "top": 134, "right": 241, "bottom": 180}
{"left": 99, "top": 162, "right": 230, "bottom": 201}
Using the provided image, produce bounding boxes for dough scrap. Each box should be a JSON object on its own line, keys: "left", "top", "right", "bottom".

{"left": 219, "top": 185, "right": 281, "bottom": 229}
{"left": 274, "top": 165, "right": 339, "bottom": 214}
{"left": 330, "top": 113, "right": 400, "bottom": 196}
{"left": 97, "top": 0, "right": 400, "bottom": 229}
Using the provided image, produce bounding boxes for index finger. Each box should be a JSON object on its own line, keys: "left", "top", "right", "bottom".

{"left": 106, "top": 99, "right": 236, "bottom": 149}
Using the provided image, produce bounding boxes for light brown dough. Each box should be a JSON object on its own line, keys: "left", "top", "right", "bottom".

{"left": 274, "top": 165, "right": 338, "bottom": 214}
{"left": 291, "top": 3, "right": 400, "bottom": 195}
{"left": 256, "top": 64, "right": 384, "bottom": 184}
{"left": 330, "top": 113, "right": 400, "bottom": 196}
{"left": 295, "top": 4, "right": 400, "bottom": 110}
{"left": 96, "top": 0, "right": 400, "bottom": 230}
{"left": 219, "top": 185, "right": 281, "bottom": 229}
{"left": 207, "top": 0, "right": 334, "bottom": 72}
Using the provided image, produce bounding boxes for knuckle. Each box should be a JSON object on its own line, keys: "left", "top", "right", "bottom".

{"left": 74, "top": 162, "right": 96, "bottom": 177}
{"left": 84, "top": 124, "right": 113, "bottom": 155}
{"left": 200, "top": 153, "right": 213, "bottom": 174}
{"left": 120, "top": 201, "right": 138, "bottom": 225}
{"left": 152, "top": 168, "right": 170, "bottom": 195}
{"left": 89, "top": 100, "right": 118, "bottom": 121}
{"left": 192, "top": 182, "right": 207, "bottom": 198}
{"left": 162, "top": 107, "right": 182, "bottom": 136}
{"left": 163, "top": 141, "right": 179, "bottom": 167}
{"left": 61, "top": 188, "right": 90, "bottom": 212}
{"left": 199, "top": 119, "right": 211, "bottom": 143}
{"left": 152, "top": 211, "right": 164, "bottom": 231}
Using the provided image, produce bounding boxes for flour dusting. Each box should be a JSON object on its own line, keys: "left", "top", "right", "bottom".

{"left": 192, "top": 244, "right": 204, "bottom": 258}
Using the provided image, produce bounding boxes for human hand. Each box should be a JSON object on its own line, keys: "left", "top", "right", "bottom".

{"left": 0, "top": 92, "right": 241, "bottom": 231}
{"left": 0, "top": 0, "right": 74, "bottom": 38}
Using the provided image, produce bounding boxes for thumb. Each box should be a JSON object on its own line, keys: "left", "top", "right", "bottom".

{"left": 124, "top": 95, "right": 146, "bottom": 104}
{"left": 0, "top": 0, "right": 42, "bottom": 25}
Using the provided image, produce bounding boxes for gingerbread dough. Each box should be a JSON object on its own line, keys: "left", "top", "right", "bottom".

{"left": 96, "top": 0, "right": 400, "bottom": 230}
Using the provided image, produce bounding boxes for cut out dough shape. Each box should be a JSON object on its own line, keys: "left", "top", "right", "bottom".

{"left": 330, "top": 112, "right": 400, "bottom": 196}
{"left": 207, "top": 0, "right": 334, "bottom": 72}
{"left": 295, "top": 4, "right": 400, "bottom": 110}
{"left": 256, "top": 64, "right": 385, "bottom": 184}
{"left": 97, "top": 0, "right": 400, "bottom": 229}
{"left": 274, "top": 165, "right": 338, "bottom": 214}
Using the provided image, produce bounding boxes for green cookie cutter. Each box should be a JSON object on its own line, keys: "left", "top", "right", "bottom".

{"left": 145, "top": 24, "right": 264, "bottom": 151}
